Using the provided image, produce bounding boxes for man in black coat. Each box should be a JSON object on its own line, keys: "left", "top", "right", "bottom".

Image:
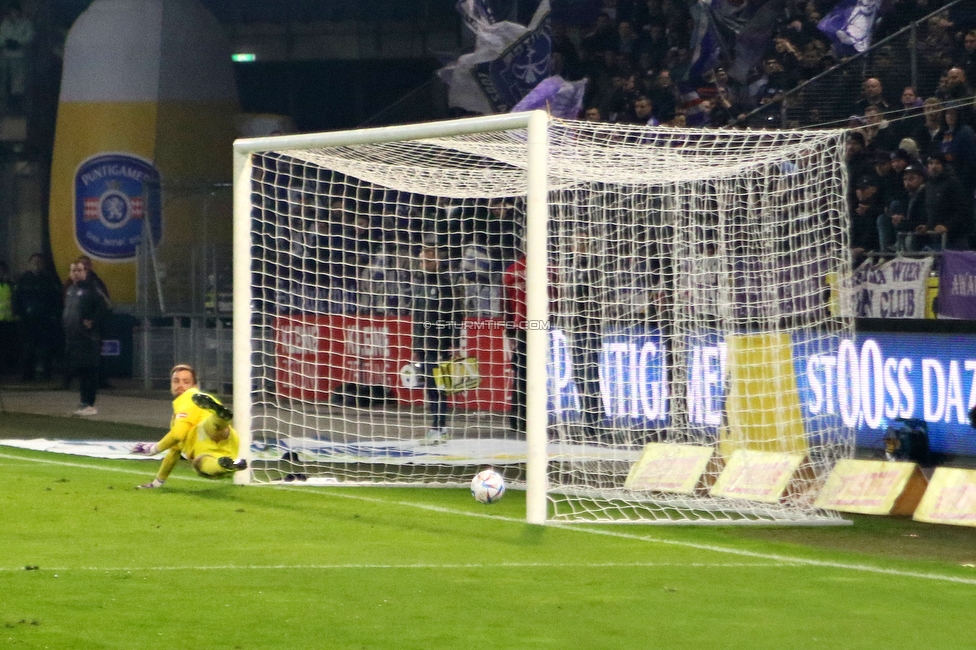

{"left": 13, "top": 253, "right": 62, "bottom": 381}
{"left": 412, "top": 245, "right": 461, "bottom": 444}
{"left": 878, "top": 165, "right": 927, "bottom": 251}
{"left": 920, "top": 152, "right": 972, "bottom": 250}
{"left": 63, "top": 258, "right": 109, "bottom": 416}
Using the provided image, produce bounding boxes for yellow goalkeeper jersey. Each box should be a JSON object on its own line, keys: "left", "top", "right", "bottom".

{"left": 170, "top": 387, "right": 209, "bottom": 451}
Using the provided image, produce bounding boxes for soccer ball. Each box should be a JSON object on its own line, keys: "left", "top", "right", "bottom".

{"left": 470, "top": 468, "right": 505, "bottom": 504}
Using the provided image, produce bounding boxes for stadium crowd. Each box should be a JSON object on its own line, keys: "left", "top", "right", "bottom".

{"left": 545, "top": 0, "right": 976, "bottom": 260}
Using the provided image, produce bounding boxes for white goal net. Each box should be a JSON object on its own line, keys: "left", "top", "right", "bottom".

{"left": 233, "top": 112, "right": 854, "bottom": 524}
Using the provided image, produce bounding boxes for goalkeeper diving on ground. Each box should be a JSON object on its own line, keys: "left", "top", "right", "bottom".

{"left": 131, "top": 364, "right": 246, "bottom": 488}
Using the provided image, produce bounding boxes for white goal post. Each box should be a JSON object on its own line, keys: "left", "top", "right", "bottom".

{"left": 232, "top": 110, "right": 855, "bottom": 525}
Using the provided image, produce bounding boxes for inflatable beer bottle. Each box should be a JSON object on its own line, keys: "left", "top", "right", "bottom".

{"left": 49, "top": 0, "right": 239, "bottom": 307}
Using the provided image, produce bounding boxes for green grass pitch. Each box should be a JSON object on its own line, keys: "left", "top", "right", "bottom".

{"left": 1, "top": 413, "right": 975, "bottom": 649}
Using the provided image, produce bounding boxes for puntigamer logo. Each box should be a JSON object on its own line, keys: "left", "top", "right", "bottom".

{"left": 74, "top": 152, "right": 162, "bottom": 260}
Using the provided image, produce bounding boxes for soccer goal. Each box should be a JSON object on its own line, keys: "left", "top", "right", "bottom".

{"left": 232, "top": 111, "right": 855, "bottom": 525}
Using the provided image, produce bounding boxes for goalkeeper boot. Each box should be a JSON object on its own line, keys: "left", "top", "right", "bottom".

{"left": 192, "top": 392, "right": 234, "bottom": 421}
{"left": 218, "top": 456, "right": 248, "bottom": 471}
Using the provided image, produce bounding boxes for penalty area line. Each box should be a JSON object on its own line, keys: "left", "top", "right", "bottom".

{"left": 0, "top": 561, "right": 796, "bottom": 573}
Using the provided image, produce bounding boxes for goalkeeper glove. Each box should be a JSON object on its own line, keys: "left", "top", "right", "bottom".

{"left": 131, "top": 442, "right": 158, "bottom": 455}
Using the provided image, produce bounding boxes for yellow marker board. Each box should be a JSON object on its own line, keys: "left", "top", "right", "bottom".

{"left": 814, "top": 459, "right": 927, "bottom": 516}
{"left": 710, "top": 449, "right": 805, "bottom": 503}
{"left": 913, "top": 467, "right": 976, "bottom": 527}
{"left": 624, "top": 443, "right": 715, "bottom": 494}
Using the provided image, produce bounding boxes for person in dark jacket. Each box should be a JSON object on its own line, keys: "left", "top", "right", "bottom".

{"left": 919, "top": 152, "right": 972, "bottom": 250}
{"left": 62, "top": 258, "right": 109, "bottom": 416}
{"left": 878, "top": 165, "right": 928, "bottom": 251}
{"left": 568, "top": 228, "right": 604, "bottom": 441}
{"left": 412, "top": 245, "right": 461, "bottom": 444}
{"left": 13, "top": 253, "right": 62, "bottom": 381}
{"left": 850, "top": 175, "right": 885, "bottom": 263}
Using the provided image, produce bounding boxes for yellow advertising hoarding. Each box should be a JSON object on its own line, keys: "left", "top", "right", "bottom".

{"left": 814, "top": 459, "right": 927, "bottom": 516}
{"left": 913, "top": 467, "right": 976, "bottom": 527}
{"left": 624, "top": 443, "right": 715, "bottom": 494}
{"left": 710, "top": 449, "right": 805, "bottom": 503}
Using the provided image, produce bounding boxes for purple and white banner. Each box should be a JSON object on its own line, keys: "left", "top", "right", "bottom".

{"left": 853, "top": 256, "right": 932, "bottom": 319}
{"left": 818, "top": 0, "right": 884, "bottom": 56}
{"left": 438, "top": 0, "right": 551, "bottom": 114}
{"left": 938, "top": 250, "right": 976, "bottom": 319}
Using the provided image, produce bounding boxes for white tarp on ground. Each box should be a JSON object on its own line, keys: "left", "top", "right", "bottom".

{"left": 0, "top": 437, "right": 641, "bottom": 466}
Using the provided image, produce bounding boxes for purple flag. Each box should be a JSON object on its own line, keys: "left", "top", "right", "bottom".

{"left": 938, "top": 251, "right": 976, "bottom": 319}
{"left": 818, "top": 0, "right": 883, "bottom": 56}
{"left": 511, "top": 75, "right": 587, "bottom": 119}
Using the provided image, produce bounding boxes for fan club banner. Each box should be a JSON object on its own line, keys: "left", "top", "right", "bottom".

{"left": 938, "top": 250, "right": 976, "bottom": 320}
{"left": 853, "top": 256, "right": 932, "bottom": 319}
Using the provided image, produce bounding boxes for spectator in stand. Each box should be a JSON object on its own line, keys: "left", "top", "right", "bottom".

{"left": 883, "top": 148, "right": 917, "bottom": 219}
{"left": 958, "top": 29, "right": 976, "bottom": 85}
{"left": 617, "top": 20, "right": 642, "bottom": 58}
{"left": 872, "top": 151, "right": 901, "bottom": 216}
{"left": 937, "top": 105, "right": 976, "bottom": 201}
{"left": 581, "top": 12, "right": 619, "bottom": 55}
{"left": 0, "top": 3, "right": 34, "bottom": 114}
{"left": 862, "top": 105, "right": 900, "bottom": 154}
{"left": 551, "top": 22, "right": 583, "bottom": 81}
{"left": 13, "top": 253, "right": 62, "bottom": 382}
{"left": 920, "top": 152, "right": 972, "bottom": 250}
{"left": 772, "top": 33, "right": 802, "bottom": 72}
{"left": 853, "top": 77, "right": 891, "bottom": 116}
{"left": 458, "top": 233, "right": 494, "bottom": 316}
{"left": 648, "top": 69, "right": 677, "bottom": 122}
{"left": 919, "top": 15, "right": 956, "bottom": 74}
{"left": 358, "top": 242, "right": 413, "bottom": 316}
{"left": 845, "top": 132, "right": 874, "bottom": 197}
{"left": 913, "top": 97, "right": 946, "bottom": 159}
{"left": 640, "top": 23, "right": 669, "bottom": 71}
{"left": 850, "top": 175, "right": 884, "bottom": 263}
{"left": 937, "top": 66, "right": 973, "bottom": 125}
{"left": 890, "top": 86, "right": 925, "bottom": 143}
{"left": 583, "top": 105, "right": 604, "bottom": 121}
{"left": 603, "top": 71, "right": 640, "bottom": 121}
{"left": 878, "top": 165, "right": 927, "bottom": 252}
{"left": 620, "top": 94, "right": 660, "bottom": 126}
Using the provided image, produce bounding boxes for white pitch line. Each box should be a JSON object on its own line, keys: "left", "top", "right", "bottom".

{"left": 4, "top": 451, "right": 976, "bottom": 586}
{"left": 1, "top": 562, "right": 794, "bottom": 573}
{"left": 0, "top": 451, "right": 213, "bottom": 482}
